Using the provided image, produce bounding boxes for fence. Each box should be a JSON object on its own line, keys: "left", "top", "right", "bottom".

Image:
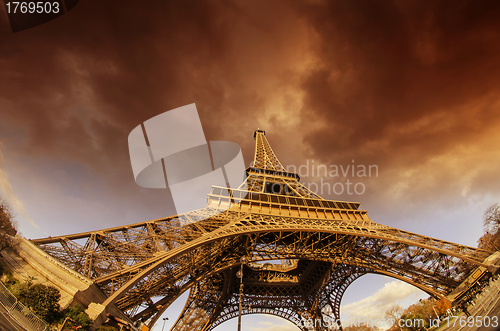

{"left": 0, "top": 281, "right": 50, "bottom": 331}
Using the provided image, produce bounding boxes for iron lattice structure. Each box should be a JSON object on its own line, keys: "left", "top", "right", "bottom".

{"left": 32, "top": 129, "right": 491, "bottom": 330}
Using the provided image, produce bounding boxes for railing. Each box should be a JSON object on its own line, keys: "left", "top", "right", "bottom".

{"left": 0, "top": 281, "right": 49, "bottom": 331}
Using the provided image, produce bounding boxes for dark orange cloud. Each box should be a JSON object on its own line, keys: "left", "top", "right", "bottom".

{"left": 296, "top": 0, "right": 500, "bottom": 161}
{"left": 0, "top": 0, "right": 499, "bottom": 240}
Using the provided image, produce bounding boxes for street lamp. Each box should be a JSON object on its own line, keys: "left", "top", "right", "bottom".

{"left": 432, "top": 305, "right": 439, "bottom": 319}
{"left": 161, "top": 317, "right": 169, "bottom": 331}
{"left": 237, "top": 256, "right": 249, "bottom": 331}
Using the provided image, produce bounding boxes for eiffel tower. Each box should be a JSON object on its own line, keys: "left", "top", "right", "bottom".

{"left": 32, "top": 129, "right": 492, "bottom": 330}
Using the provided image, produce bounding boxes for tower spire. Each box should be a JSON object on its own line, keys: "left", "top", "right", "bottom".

{"left": 252, "top": 129, "right": 285, "bottom": 171}
{"left": 244, "top": 129, "right": 323, "bottom": 199}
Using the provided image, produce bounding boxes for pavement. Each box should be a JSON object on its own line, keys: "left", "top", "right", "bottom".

{"left": 436, "top": 276, "right": 500, "bottom": 331}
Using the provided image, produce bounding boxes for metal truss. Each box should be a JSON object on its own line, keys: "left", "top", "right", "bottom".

{"left": 31, "top": 129, "right": 492, "bottom": 330}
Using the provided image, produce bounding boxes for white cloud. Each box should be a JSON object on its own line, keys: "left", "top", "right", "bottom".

{"left": 341, "top": 280, "right": 427, "bottom": 322}
{"left": 248, "top": 325, "right": 297, "bottom": 331}
{"left": 246, "top": 315, "right": 298, "bottom": 331}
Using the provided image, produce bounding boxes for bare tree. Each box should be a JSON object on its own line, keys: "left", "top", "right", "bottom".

{"left": 384, "top": 304, "right": 403, "bottom": 331}
{"left": 484, "top": 203, "right": 500, "bottom": 235}
{"left": 479, "top": 203, "right": 500, "bottom": 251}
{"left": 0, "top": 198, "right": 17, "bottom": 251}
{"left": 344, "top": 323, "right": 377, "bottom": 331}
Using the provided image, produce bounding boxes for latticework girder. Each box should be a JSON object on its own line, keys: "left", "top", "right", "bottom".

{"left": 30, "top": 129, "right": 493, "bottom": 330}
{"left": 172, "top": 260, "right": 333, "bottom": 331}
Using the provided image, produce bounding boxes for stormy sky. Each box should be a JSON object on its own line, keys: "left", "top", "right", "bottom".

{"left": 1, "top": 1, "right": 500, "bottom": 330}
